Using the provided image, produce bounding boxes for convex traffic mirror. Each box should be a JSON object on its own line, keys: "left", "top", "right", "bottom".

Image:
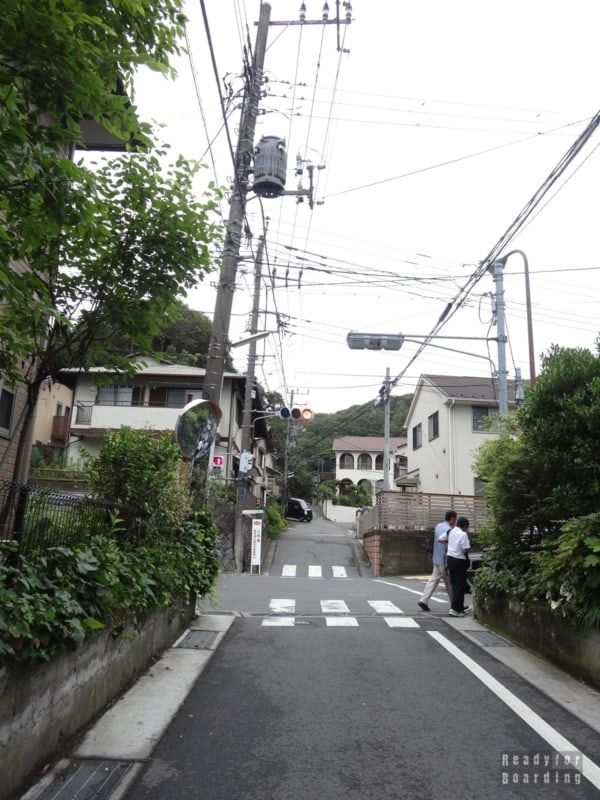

{"left": 174, "top": 399, "right": 222, "bottom": 460}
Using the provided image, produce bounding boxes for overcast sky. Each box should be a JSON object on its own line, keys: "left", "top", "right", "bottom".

{"left": 133, "top": 1, "right": 600, "bottom": 415}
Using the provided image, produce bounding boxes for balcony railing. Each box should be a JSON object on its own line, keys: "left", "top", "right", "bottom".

{"left": 75, "top": 405, "right": 93, "bottom": 425}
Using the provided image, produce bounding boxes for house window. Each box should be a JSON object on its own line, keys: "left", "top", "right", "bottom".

{"left": 339, "top": 453, "right": 354, "bottom": 469}
{"left": 395, "top": 454, "right": 408, "bottom": 478}
{"left": 412, "top": 423, "right": 422, "bottom": 450}
{"left": 357, "top": 453, "right": 372, "bottom": 470}
{"left": 98, "top": 385, "right": 134, "bottom": 406}
{"left": 474, "top": 477, "right": 486, "bottom": 496}
{"left": 0, "top": 383, "right": 16, "bottom": 436}
{"left": 167, "top": 388, "right": 186, "bottom": 407}
{"left": 56, "top": 402, "right": 64, "bottom": 417}
{"left": 428, "top": 411, "right": 439, "bottom": 440}
{"left": 472, "top": 406, "right": 491, "bottom": 431}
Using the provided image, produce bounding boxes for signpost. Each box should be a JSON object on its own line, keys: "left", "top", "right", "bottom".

{"left": 250, "top": 517, "right": 262, "bottom": 574}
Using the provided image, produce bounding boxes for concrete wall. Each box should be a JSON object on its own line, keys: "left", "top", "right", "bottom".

{"left": 475, "top": 592, "right": 600, "bottom": 691}
{"left": 0, "top": 599, "right": 195, "bottom": 800}
{"left": 363, "top": 529, "right": 432, "bottom": 577}
{"left": 322, "top": 501, "right": 359, "bottom": 526}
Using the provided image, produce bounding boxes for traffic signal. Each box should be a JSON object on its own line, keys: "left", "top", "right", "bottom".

{"left": 346, "top": 331, "right": 404, "bottom": 351}
{"left": 212, "top": 455, "right": 224, "bottom": 469}
{"left": 278, "top": 407, "right": 314, "bottom": 422}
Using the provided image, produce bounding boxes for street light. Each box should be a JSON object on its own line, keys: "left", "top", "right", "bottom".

{"left": 494, "top": 250, "right": 535, "bottom": 385}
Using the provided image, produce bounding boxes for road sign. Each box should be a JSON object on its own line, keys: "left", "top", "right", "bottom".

{"left": 251, "top": 518, "right": 262, "bottom": 571}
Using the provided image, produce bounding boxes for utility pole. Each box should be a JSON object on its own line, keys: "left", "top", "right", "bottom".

{"left": 233, "top": 234, "right": 265, "bottom": 573}
{"left": 202, "top": 2, "right": 271, "bottom": 409}
{"left": 281, "top": 389, "right": 294, "bottom": 514}
{"left": 490, "top": 260, "right": 509, "bottom": 413}
{"left": 383, "top": 366, "right": 391, "bottom": 490}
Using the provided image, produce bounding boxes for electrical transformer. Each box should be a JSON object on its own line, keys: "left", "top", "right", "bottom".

{"left": 253, "top": 135, "right": 287, "bottom": 198}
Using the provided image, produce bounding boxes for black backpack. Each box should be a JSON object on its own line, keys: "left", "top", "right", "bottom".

{"left": 424, "top": 527, "right": 435, "bottom": 554}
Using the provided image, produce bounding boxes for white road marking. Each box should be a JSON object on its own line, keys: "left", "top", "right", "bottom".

{"left": 332, "top": 566, "right": 348, "bottom": 578}
{"left": 374, "top": 578, "right": 446, "bottom": 603}
{"left": 326, "top": 617, "right": 359, "bottom": 627}
{"left": 282, "top": 564, "right": 297, "bottom": 577}
{"left": 368, "top": 600, "right": 403, "bottom": 615}
{"left": 269, "top": 599, "right": 295, "bottom": 614}
{"left": 429, "top": 632, "right": 600, "bottom": 791}
{"left": 320, "top": 600, "right": 350, "bottom": 614}
{"left": 308, "top": 565, "right": 323, "bottom": 578}
{"left": 385, "top": 617, "right": 420, "bottom": 628}
{"left": 262, "top": 617, "right": 295, "bottom": 627}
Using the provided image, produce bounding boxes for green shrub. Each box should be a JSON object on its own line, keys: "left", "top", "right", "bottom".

{"left": 0, "top": 509, "right": 220, "bottom": 667}
{"left": 264, "top": 501, "right": 286, "bottom": 539}
{"left": 88, "top": 427, "right": 190, "bottom": 540}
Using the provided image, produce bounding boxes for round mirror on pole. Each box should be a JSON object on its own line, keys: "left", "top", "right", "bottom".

{"left": 174, "top": 399, "right": 222, "bottom": 461}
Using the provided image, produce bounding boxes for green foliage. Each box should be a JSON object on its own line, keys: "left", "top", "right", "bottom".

{"left": 88, "top": 428, "right": 190, "bottom": 540}
{"left": 152, "top": 301, "right": 234, "bottom": 372}
{"left": 473, "top": 344, "right": 600, "bottom": 628}
{"left": 337, "top": 484, "right": 372, "bottom": 508}
{"left": 0, "top": 510, "right": 220, "bottom": 666}
{"left": 287, "top": 464, "right": 315, "bottom": 502}
{"left": 264, "top": 501, "right": 286, "bottom": 539}
{"left": 531, "top": 513, "right": 600, "bottom": 628}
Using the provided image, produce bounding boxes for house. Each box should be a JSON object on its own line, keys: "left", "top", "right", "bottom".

{"left": 397, "top": 374, "right": 526, "bottom": 496}
{"left": 332, "top": 435, "right": 406, "bottom": 500}
{"left": 31, "top": 380, "right": 75, "bottom": 458}
{"left": 58, "top": 357, "right": 278, "bottom": 507}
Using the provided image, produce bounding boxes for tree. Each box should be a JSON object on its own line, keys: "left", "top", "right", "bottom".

{"left": 0, "top": 1, "right": 223, "bottom": 481}
{"left": 1, "top": 151, "right": 221, "bottom": 481}
{"left": 152, "top": 301, "right": 234, "bottom": 371}
{"left": 474, "top": 344, "right": 600, "bottom": 550}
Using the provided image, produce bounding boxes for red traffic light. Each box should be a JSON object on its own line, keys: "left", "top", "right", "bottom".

{"left": 212, "top": 455, "right": 224, "bottom": 467}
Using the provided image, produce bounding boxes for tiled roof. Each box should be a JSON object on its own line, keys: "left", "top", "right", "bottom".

{"left": 423, "top": 375, "right": 528, "bottom": 402}
{"left": 332, "top": 435, "right": 406, "bottom": 451}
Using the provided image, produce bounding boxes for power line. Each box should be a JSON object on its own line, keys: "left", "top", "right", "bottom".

{"left": 325, "top": 118, "right": 590, "bottom": 199}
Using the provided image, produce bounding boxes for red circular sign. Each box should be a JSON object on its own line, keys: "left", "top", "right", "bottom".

{"left": 213, "top": 455, "right": 224, "bottom": 467}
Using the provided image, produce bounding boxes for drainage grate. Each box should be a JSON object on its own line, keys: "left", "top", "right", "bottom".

{"left": 466, "top": 630, "right": 512, "bottom": 647}
{"left": 36, "top": 760, "right": 133, "bottom": 800}
{"left": 177, "top": 629, "right": 218, "bottom": 649}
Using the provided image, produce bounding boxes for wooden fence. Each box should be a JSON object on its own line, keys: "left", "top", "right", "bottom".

{"left": 357, "top": 491, "right": 488, "bottom": 537}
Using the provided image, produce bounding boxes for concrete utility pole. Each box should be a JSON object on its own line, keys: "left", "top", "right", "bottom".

{"left": 233, "top": 234, "right": 265, "bottom": 573}
{"left": 491, "top": 259, "right": 509, "bottom": 413}
{"left": 280, "top": 389, "right": 294, "bottom": 514}
{"left": 383, "top": 366, "right": 392, "bottom": 490}
{"left": 202, "top": 2, "right": 271, "bottom": 408}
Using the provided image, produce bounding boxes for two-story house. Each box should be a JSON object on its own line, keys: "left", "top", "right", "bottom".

{"left": 58, "top": 357, "right": 278, "bottom": 507}
{"left": 397, "top": 374, "right": 526, "bottom": 496}
{"left": 332, "top": 435, "right": 406, "bottom": 501}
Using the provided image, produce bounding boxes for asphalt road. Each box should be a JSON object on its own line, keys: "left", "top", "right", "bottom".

{"left": 123, "top": 513, "right": 600, "bottom": 799}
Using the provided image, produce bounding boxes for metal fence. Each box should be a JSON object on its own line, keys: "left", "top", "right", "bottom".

{"left": 357, "top": 491, "right": 488, "bottom": 537}
{"left": 0, "top": 480, "right": 115, "bottom": 553}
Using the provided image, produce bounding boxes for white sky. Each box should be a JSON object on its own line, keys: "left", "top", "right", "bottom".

{"left": 133, "top": 0, "right": 600, "bottom": 414}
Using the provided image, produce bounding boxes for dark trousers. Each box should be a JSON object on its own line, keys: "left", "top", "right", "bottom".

{"left": 447, "top": 556, "right": 468, "bottom": 612}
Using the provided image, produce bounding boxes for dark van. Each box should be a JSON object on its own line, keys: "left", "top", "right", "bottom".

{"left": 286, "top": 498, "right": 313, "bottom": 522}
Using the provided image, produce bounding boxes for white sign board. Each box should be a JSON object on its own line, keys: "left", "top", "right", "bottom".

{"left": 251, "top": 518, "right": 262, "bottom": 569}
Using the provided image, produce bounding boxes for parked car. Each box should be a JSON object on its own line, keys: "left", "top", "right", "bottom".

{"left": 286, "top": 498, "right": 313, "bottom": 522}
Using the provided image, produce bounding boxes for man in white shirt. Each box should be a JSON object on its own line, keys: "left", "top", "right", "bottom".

{"left": 418, "top": 510, "right": 455, "bottom": 611}
{"left": 445, "top": 516, "right": 471, "bottom": 617}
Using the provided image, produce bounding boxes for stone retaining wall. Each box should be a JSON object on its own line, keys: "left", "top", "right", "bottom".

{"left": 0, "top": 598, "right": 195, "bottom": 800}
{"left": 362, "top": 529, "right": 432, "bottom": 576}
{"left": 475, "top": 592, "right": 600, "bottom": 690}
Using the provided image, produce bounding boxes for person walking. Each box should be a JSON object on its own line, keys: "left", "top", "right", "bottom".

{"left": 418, "top": 510, "right": 455, "bottom": 611}
{"left": 446, "top": 516, "right": 471, "bottom": 617}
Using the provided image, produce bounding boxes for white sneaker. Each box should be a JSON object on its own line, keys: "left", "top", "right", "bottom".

{"left": 448, "top": 609, "right": 464, "bottom": 617}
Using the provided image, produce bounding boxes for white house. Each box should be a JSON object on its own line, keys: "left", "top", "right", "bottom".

{"left": 398, "top": 374, "right": 525, "bottom": 496}
{"left": 332, "top": 435, "right": 406, "bottom": 500}
{"left": 59, "top": 357, "right": 278, "bottom": 506}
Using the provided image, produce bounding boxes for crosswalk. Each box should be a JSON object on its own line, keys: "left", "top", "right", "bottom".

{"left": 261, "top": 598, "right": 422, "bottom": 629}
{"left": 278, "top": 564, "right": 351, "bottom": 578}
